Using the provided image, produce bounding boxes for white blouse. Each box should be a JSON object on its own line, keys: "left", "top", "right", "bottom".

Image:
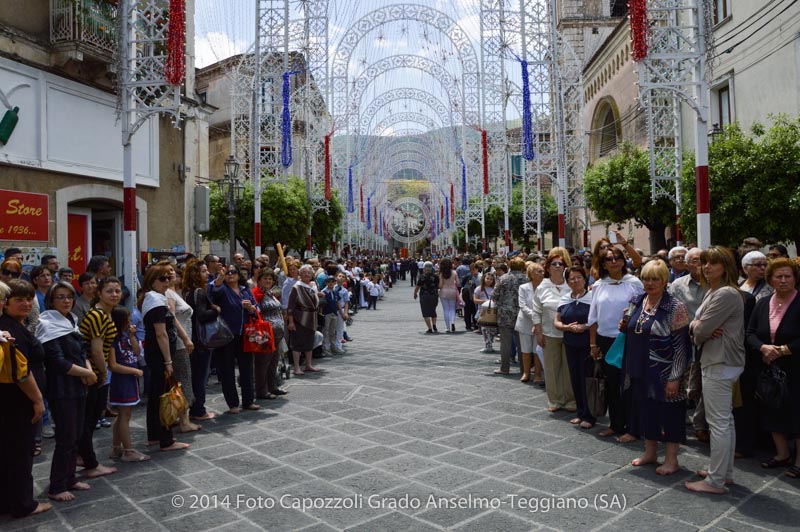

{"left": 532, "top": 278, "right": 569, "bottom": 338}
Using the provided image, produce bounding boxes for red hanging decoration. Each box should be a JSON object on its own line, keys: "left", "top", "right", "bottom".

{"left": 629, "top": 0, "right": 649, "bottom": 62}
{"left": 481, "top": 129, "right": 489, "bottom": 195}
{"left": 324, "top": 134, "right": 332, "bottom": 201}
{"left": 360, "top": 185, "right": 364, "bottom": 222}
{"left": 449, "top": 183, "right": 455, "bottom": 220}
{"left": 440, "top": 204, "right": 445, "bottom": 221}
{"left": 165, "top": 0, "right": 186, "bottom": 85}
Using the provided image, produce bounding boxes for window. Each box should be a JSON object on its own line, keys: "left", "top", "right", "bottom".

{"left": 713, "top": 0, "right": 729, "bottom": 25}
{"left": 598, "top": 105, "right": 618, "bottom": 157}
{"left": 611, "top": 0, "right": 628, "bottom": 17}
{"left": 717, "top": 85, "right": 731, "bottom": 126}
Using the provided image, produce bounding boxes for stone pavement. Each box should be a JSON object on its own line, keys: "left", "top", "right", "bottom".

{"left": 5, "top": 282, "right": 800, "bottom": 532}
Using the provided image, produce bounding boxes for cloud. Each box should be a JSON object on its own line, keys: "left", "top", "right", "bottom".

{"left": 194, "top": 31, "right": 250, "bottom": 68}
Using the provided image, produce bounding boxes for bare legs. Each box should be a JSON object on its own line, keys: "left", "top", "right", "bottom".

{"left": 293, "top": 350, "right": 317, "bottom": 375}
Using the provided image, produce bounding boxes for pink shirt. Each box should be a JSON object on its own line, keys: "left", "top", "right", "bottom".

{"left": 769, "top": 290, "right": 797, "bottom": 343}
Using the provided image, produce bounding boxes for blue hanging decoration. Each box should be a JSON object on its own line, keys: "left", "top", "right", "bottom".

{"left": 366, "top": 197, "right": 371, "bottom": 229}
{"left": 460, "top": 158, "right": 467, "bottom": 210}
{"left": 379, "top": 212, "right": 383, "bottom": 237}
{"left": 281, "top": 70, "right": 304, "bottom": 168}
{"left": 520, "top": 60, "right": 535, "bottom": 161}
{"left": 347, "top": 165, "right": 354, "bottom": 213}
{"left": 445, "top": 197, "right": 450, "bottom": 229}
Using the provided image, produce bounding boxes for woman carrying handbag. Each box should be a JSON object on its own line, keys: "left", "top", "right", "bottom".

{"left": 182, "top": 259, "right": 220, "bottom": 421}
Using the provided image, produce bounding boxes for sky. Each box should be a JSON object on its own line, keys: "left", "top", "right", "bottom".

{"left": 193, "top": 0, "right": 525, "bottom": 136}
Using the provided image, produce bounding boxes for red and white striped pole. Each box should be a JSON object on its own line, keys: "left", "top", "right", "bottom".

{"left": 694, "top": 4, "right": 710, "bottom": 249}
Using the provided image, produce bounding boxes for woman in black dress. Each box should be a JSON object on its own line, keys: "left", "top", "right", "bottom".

{"left": 414, "top": 261, "right": 439, "bottom": 333}
{"left": 138, "top": 264, "right": 190, "bottom": 451}
{"left": 0, "top": 279, "right": 50, "bottom": 517}
{"left": 745, "top": 258, "right": 800, "bottom": 478}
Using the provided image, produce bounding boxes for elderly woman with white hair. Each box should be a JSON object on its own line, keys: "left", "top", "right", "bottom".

{"left": 739, "top": 251, "right": 773, "bottom": 302}
{"left": 414, "top": 261, "right": 440, "bottom": 333}
{"left": 287, "top": 264, "right": 320, "bottom": 375}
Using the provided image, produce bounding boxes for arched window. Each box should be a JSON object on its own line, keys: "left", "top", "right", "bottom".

{"left": 598, "top": 104, "right": 619, "bottom": 157}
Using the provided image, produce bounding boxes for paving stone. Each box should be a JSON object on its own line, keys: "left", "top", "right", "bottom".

{"left": 412, "top": 465, "right": 487, "bottom": 491}
{"left": 162, "top": 508, "right": 240, "bottom": 531}
{"left": 72, "top": 510, "right": 162, "bottom": 532}
{"left": 242, "top": 465, "right": 315, "bottom": 491}
{"left": 328, "top": 421, "right": 375, "bottom": 436}
{"left": 115, "top": 470, "right": 191, "bottom": 501}
{"left": 57, "top": 496, "right": 140, "bottom": 528}
{"left": 346, "top": 445, "right": 404, "bottom": 464}
{"left": 283, "top": 448, "right": 345, "bottom": 469}
{"left": 453, "top": 511, "right": 537, "bottom": 532}
{"left": 308, "top": 459, "right": 372, "bottom": 481}
{"left": 494, "top": 428, "right": 564, "bottom": 447}
{"left": 345, "top": 511, "right": 441, "bottom": 532}
{"left": 507, "top": 470, "right": 585, "bottom": 496}
{"left": 718, "top": 488, "right": 800, "bottom": 531}
{"left": 551, "top": 459, "right": 622, "bottom": 483}
{"left": 241, "top": 504, "right": 318, "bottom": 531}
{"left": 375, "top": 454, "right": 441, "bottom": 477}
{"left": 359, "top": 429, "right": 414, "bottom": 445}
{"left": 334, "top": 469, "right": 407, "bottom": 494}
{"left": 395, "top": 439, "right": 452, "bottom": 457}
{"left": 212, "top": 451, "right": 283, "bottom": 476}
{"left": 436, "top": 451, "right": 499, "bottom": 471}
{"left": 313, "top": 434, "right": 376, "bottom": 453}
{"left": 599, "top": 509, "right": 699, "bottom": 532}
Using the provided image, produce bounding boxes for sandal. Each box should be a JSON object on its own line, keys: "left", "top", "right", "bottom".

{"left": 785, "top": 465, "right": 800, "bottom": 478}
{"left": 761, "top": 456, "right": 792, "bottom": 469}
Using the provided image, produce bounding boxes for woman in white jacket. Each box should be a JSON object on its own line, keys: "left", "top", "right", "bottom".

{"left": 533, "top": 248, "right": 576, "bottom": 412}
{"left": 516, "top": 262, "right": 545, "bottom": 383}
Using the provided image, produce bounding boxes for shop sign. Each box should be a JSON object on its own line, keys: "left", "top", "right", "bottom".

{"left": 0, "top": 189, "right": 49, "bottom": 241}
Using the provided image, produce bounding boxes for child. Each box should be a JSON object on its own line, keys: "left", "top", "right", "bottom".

{"left": 108, "top": 305, "right": 150, "bottom": 462}
{"left": 368, "top": 274, "right": 381, "bottom": 310}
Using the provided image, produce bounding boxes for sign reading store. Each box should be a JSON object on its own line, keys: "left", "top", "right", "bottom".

{"left": 0, "top": 189, "right": 49, "bottom": 241}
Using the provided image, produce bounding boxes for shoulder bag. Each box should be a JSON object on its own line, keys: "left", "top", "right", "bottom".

{"left": 477, "top": 300, "right": 498, "bottom": 327}
{"left": 159, "top": 376, "right": 189, "bottom": 428}
{"left": 585, "top": 357, "right": 607, "bottom": 418}
{"left": 604, "top": 332, "right": 626, "bottom": 369}
{"left": 755, "top": 364, "right": 788, "bottom": 410}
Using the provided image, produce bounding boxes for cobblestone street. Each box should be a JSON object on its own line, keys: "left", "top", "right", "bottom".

{"left": 6, "top": 283, "right": 800, "bottom": 532}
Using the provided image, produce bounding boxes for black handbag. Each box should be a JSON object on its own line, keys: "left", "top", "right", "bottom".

{"left": 585, "top": 357, "right": 607, "bottom": 418}
{"left": 755, "top": 364, "right": 788, "bottom": 410}
{"left": 197, "top": 316, "right": 234, "bottom": 349}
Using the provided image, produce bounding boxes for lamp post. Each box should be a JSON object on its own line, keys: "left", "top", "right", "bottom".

{"left": 216, "top": 155, "right": 243, "bottom": 263}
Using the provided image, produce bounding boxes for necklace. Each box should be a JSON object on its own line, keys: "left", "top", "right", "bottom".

{"left": 634, "top": 297, "right": 660, "bottom": 334}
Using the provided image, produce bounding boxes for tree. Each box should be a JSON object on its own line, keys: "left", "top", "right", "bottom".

{"left": 312, "top": 188, "right": 344, "bottom": 252}
{"left": 508, "top": 182, "right": 558, "bottom": 247}
{"left": 680, "top": 115, "right": 800, "bottom": 249}
{"left": 205, "top": 177, "right": 312, "bottom": 258}
{"left": 584, "top": 142, "right": 676, "bottom": 252}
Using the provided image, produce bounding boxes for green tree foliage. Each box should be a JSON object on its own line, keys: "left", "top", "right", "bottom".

{"left": 312, "top": 188, "right": 344, "bottom": 252}
{"left": 681, "top": 115, "right": 800, "bottom": 249}
{"left": 508, "top": 182, "right": 559, "bottom": 246}
{"left": 584, "top": 142, "right": 676, "bottom": 252}
{"left": 205, "top": 177, "right": 313, "bottom": 258}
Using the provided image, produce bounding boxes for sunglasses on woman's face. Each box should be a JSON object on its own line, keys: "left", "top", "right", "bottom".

{"left": 604, "top": 256, "right": 622, "bottom": 263}
{"left": 226, "top": 270, "right": 238, "bottom": 275}
{"left": 1, "top": 269, "right": 21, "bottom": 278}
{"left": 157, "top": 275, "right": 170, "bottom": 283}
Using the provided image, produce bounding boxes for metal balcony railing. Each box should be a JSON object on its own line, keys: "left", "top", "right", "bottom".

{"left": 50, "top": 0, "right": 117, "bottom": 56}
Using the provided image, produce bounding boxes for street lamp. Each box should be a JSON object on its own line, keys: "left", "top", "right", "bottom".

{"left": 216, "top": 155, "right": 243, "bottom": 263}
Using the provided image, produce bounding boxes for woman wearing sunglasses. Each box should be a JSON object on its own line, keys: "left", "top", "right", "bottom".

{"left": 137, "top": 264, "right": 190, "bottom": 451}
{"left": 210, "top": 262, "right": 259, "bottom": 413}
{"left": 1, "top": 258, "right": 23, "bottom": 283}
{"left": 588, "top": 245, "right": 644, "bottom": 442}
{"left": 533, "top": 248, "right": 575, "bottom": 410}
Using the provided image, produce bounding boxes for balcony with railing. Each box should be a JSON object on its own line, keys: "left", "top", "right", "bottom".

{"left": 50, "top": 0, "right": 117, "bottom": 61}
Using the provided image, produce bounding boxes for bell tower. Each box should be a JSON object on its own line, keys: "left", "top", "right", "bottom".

{"left": 555, "top": 1, "right": 628, "bottom": 66}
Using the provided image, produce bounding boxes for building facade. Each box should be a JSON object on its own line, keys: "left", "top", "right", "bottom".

{"left": 566, "top": 0, "right": 800, "bottom": 253}
{"left": 0, "top": 0, "right": 211, "bottom": 276}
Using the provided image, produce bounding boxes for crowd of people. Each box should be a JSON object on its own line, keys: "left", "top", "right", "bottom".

{"left": 408, "top": 235, "right": 800, "bottom": 494}
{"left": 0, "top": 248, "right": 393, "bottom": 518}
{"left": 1, "top": 235, "right": 798, "bottom": 518}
